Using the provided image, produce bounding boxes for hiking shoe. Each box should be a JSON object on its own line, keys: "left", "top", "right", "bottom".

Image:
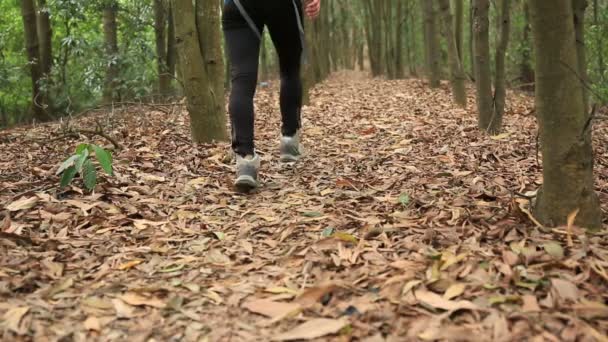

{"left": 280, "top": 131, "right": 302, "bottom": 162}
{"left": 235, "top": 154, "right": 260, "bottom": 191}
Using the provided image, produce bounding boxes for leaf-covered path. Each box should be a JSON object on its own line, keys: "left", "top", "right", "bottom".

{"left": 2, "top": 72, "right": 608, "bottom": 341}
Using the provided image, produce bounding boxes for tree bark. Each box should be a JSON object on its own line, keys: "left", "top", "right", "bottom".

{"left": 154, "top": 0, "right": 172, "bottom": 98}
{"left": 454, "top": 0, "right": 464, "bottom": 64}
{"left": 422, "top": 0, "right": 441, "bottom": 87}
{"left": 492, "top": 0, "right": 511, "bottom": 134}
{"left": 520, "top": 2, "right": 534, "bottom": 89}
{"left": 172, "top": 0, "right": 227, "bottom": 142}
{"left": 36, "top": 0, "right": 52, "bottom": 78}
{"left": 473, "top": 0, "right": 494, "bottom": 132}
{"left": 102, "top": 1, "right": 120, "bottom": 104}
{"left": 439, "top": 0, "right": 467, "bottom": 107}
{"left": 20, "top": 0, "right": 48, "bottom": 122}
{"left": 529, "top": 0, "right": 602, "bottom": 229}
{"left": 572, "top": 0, "right": 589, "bottom": 110}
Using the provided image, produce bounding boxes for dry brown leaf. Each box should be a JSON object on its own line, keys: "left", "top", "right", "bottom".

{"left": 551, "top": 278, "right": 579, "bottom": 302}
{"left": 296, "top": 283, "right": 338, "bottom": 307}
{"left": 272, "top": 318, "right": 348, "bottom": 341}
{"left": 242, "top": 299, "right": 301, "bottom": 319}
{"left": 120, "top": 292, "right": 166, "bottom": 308}
{"left": 415, "top": 289, "right": 478, "bottom": 311}
{"left": 6, "top": 196, "right": 38, "bottom": 211}
{"left": 1, "top": 306, "right": 30, "bottom": 335}
{"left": 112, "top": 298, "right": 135, "bottom": 318}
{"left": 521, "top": 295, "right": 541, "bottom": 312}
{"left": 83, "top": 316, "right": 101, "bottom": 331}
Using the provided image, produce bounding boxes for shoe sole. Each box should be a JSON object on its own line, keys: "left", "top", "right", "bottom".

{"left": 234, "top": 175, "right": 258, "bottom": 192}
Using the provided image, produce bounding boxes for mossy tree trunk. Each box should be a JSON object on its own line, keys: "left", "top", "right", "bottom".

{"left": 172, "top": 0, "right": 227, "bottom": 143}
{"left": 154, "top": 0, "right": 173, "bottom": 98}
{"left": 529, "top": 0, "right": 602, "bottom": 230}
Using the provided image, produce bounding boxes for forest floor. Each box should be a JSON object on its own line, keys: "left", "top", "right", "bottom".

{"left": 1, "top": 71, "right": 608, "bottom": 341}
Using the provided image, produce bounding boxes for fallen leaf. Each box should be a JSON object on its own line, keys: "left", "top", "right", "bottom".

{"left": 242, "top": 299, "right": 301, "bottom": 319}
{"left": 272, "top": 318, "right": 349, "bottom": 341}
{"left": 521, "top": 295, "right": 541, "bottom": 312}
{"left": 443, "top": 283, "right": 466, "bottom": 300}
{"left": 120, "top": 292, "right": 166, "bottom": 308}
{"left": 112, "top": 298, "right": 135, "bottom": 318}
{"left": 415, "top": 289, "right": 478, "bottom": 311}
{"left": 83, "top": 316, "right": 101, "bottom": 331}
{"left": 551, "top": 278, "right": 579, "bottom": 302}
{"left": 2, "top": 306, "right": 30, "bottom": 334}
{"left": 296, "top": 283, "right": 338, "bottom": 307}
{"left": 6, "top": 196, "right": 38, "bottom": 211}
{"left": 117, "top": 259, "right": 144, "bottom": 270}
{"left": 543, "top": 241, "right": 564, "bottom": 259}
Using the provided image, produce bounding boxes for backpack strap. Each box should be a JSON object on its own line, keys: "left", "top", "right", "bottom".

{"left": 233, "top": 0, "right": 262, "bottom": 40}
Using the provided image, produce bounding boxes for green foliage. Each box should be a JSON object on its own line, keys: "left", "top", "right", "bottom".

{"left": 57, "top": 143, "right": 113, "bottom": 191}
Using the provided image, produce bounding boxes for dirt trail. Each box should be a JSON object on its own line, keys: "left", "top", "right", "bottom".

{"left": 1, "top": 72, "right": 608, "bottom": 341}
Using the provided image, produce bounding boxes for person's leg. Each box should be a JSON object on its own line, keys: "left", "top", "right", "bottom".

{"left": 265, "top": 0, "right": 304, "bottom": 138}
{"left": 223, "top": 2, "right": 263, "bottom": 157}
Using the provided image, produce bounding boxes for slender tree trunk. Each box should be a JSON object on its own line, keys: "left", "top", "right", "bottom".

{"left": 520, "top": 2, "right": 534, "bottom": 89}
{"left": 20, "top": 0, "right": 48, "bottom": 122}
{"left": 492, "top": 0, "right": 511, "bottom": 133}
{"left": 395, "top": 0, "right": 405, "bottom": 79}
{"left": 529, "top": 0, "right": 601, "bottom": 229}
{"left": 468, "top": 0, "right": 475, "bottom": 79}
{"left": 102, "top": 1, "right": 120, "bottom": 104}
{"left": 167, "top": 3, "right": 177, "bottom": 81}
{"left": 454, "top": 0, "right": 464, "bottom": 64}
{"left": 173, "top": 0, "right": 227, "bottom": 142}
{"left": 572, "top": 0, "right": 589, "bottom": 110}
{"left": 154, "top": 0, "right": 172, "bottom": 98}
{"left": 594, "top": 0, "right": 605, "bottom": 82}
{"left": 473, "top": 0, "right": 494, "bottom": 132}
{"left": 439, "top": 0, "right": 467, "bottom": 107}
{"left": 36, "top": 0, "right": 52, "bottom": 78}
{"left": 422, "top": 0, "right": 441, "bottom": 87}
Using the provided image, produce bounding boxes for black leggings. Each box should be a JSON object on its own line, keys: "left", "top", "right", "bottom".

{"left": 223, "top": 0, "right": 303, "bottom": 157}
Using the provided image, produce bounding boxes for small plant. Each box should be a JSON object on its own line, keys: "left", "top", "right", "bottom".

{"left": 57, "top": 143, "right": 113, "bottom": 191}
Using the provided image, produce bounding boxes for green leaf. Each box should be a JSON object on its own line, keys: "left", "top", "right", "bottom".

{"left": 302, "top": 211, "right": 323, "bottom": 218}
{"left": 60, "top": 166, "right": 78, "bottom": 187}
{"left": 74, "top": 151, "right": 88, "bottom": 173}
{"left": 213, "top": 232, "right": 225, "bottom": 240}
{"left": 322, "top": 227, "right": 334, "bottom": 237}
{"left": 57, "top": 154, "right": 80, "bottom": 175}
{"left": 398, "top": 193, "right": 410, "bottom": 206}
{"left": 75, "top": 143, "right": 89, "bottom": 154}
{"left": 91, "top": 144, "right": 113, "bottom": 175}
{"left": 82, "top": 159, "right": 97, "bottom": 191}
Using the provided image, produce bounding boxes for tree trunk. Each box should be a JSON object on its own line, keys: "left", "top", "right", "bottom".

{"left": 468, "top": 0, "right": 475, "bottom": 79}
{"left": 520, "top": 2, "right": 534, "bottom": 89}
{"left": 454, "top": 0, "right": 464, "bottom": 64}
{"left": 492, "top": 0, "right": 511, "bottom": 133}
{"left": 529, "top": 0, "right": 602, "bottom": 229}
{"left": 422, "top": 0, "right": 441, "bottom": 87}
{"left": 594, "top": 0, "right": 605, "bottom": 82}
{"left": 572, "top": 0, "right": 589, "bottom": 111}
{"left": 36, "top": 0, "right": 52, "bottom": 79}
{"left": 154, "top": 0, "right": 172, "bottom": 98}
{"left": 439, "top": 0, "right": 467, "bottom": 107}
{"left": 102, "top": 1, "right": 120, "bottom": 104}
{"left": 473, "top": 0, "right": 494, "bottom": 133}
{"left": 167, "top": 3, "right": 177, "bottom": 82}
{"left": 20, "top": 0, "right": 48, "bottom": 122}
{"left": 173, "top": 0, "right": 227, "bottom": 142}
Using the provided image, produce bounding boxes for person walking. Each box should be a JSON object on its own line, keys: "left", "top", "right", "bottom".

{"left": 223, "top": 0, "right": 321, "bottom": 191}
